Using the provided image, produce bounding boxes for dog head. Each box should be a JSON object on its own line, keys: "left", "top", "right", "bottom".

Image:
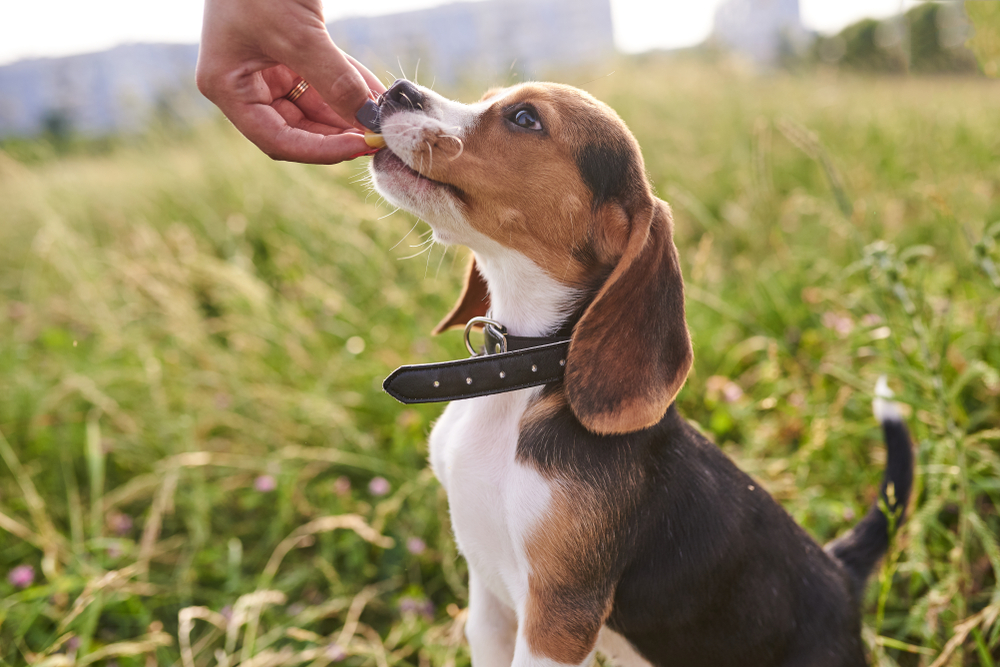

{"left": 370, "top": 79, "right": 693, "bottom": 435}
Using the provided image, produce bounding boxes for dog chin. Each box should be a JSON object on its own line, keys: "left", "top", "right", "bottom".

{"left": 371, "top": 149, "right": 466, "bottom": 242}
{"left": 373, "top": 149, "right": 454, "bottom": 194}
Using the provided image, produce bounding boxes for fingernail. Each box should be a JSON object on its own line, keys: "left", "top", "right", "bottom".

{"left": 355, "top": 100, "right": 381, "bottom": 132}
{"left": 348, "top": 149, "right": 381, "bottom": 159}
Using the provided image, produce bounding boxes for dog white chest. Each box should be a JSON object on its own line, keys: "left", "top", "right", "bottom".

{"left": 429, "top": 389, "right": 552, "bottom": 611}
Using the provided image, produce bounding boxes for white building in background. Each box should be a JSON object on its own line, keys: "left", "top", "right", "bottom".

{"left": 0, "top": 0, "right": 614, "bottom": 138}
{"left": 330, "top": 0, "right": 614, "bottom": 85}
{"left": 713, "top": 0, "right": 809, "bottom": 65}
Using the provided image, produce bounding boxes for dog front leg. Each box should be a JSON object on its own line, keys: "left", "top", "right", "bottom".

{"left": 466, "top": 568, "right": 517, "bottom": 667}
{"left": 510, "top": 586, "right": 605, "bottom": 667}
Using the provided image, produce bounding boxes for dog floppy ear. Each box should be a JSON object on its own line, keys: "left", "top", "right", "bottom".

{"left": 433, "top": 254, "right": 491, "bottom": 334}
{"left": 565, "top": 199, "right": 693, "bottom": 435}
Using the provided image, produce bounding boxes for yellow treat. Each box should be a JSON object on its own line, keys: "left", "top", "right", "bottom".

{"left": 364, "top": 132, "right": 387, "bottom": 149}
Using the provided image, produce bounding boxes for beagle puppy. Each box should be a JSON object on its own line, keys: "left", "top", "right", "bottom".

{"left": 369, "top": 79, "right": 913, "bottom": 667}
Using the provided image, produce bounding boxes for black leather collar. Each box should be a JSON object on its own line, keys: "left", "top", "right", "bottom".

{"left": 383, "top": 318, "right": 571, "bottom": 404}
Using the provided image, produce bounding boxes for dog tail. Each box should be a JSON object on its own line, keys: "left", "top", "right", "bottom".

{"left": 825, "top": 376, "right": 914, "bottom": 598}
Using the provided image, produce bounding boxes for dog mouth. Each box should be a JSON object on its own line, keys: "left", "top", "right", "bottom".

{"left": 372, "top": 149, "right": 462, "bottom": 197}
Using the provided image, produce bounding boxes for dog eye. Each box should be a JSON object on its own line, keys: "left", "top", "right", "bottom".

{"left": 511, "top": 108, "right": 542, "bottom": 131}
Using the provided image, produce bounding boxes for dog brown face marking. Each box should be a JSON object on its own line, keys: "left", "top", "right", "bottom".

{"left": 409, "top": 83, "right": 649, "bottom": 288}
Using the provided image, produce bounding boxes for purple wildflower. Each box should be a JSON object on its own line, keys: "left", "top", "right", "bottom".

{"left": 822, "top": 311, "right": 854, "bottom": 338}
{"left": 722, "top": 382, "right": 743, "bottom": 404}
{"left": 368, "top": 477, "right": 390, "bottom": 496}
{"left": 254, "top": 475, "right": 277, "bottom": 492}
{"left": 7, "top": 564, "right": 34, "bottom": 589}
{"left": 107, "top": 511, "right": 133, "bottom": 536}
{"left": 406, "top": 537, "right": 427, "bottom": 555}
{"left": 333, "top": 476, "right": 351, "bottom": 497}
{"left": 325, "top": 644, "right": 347, "bottom": 661}
{"left": 399, "top": 596, "right": 435, "bottom": 620}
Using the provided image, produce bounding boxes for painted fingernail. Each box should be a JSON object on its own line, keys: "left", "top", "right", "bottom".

{"left": 348, "top": 148, "right": 381, "bottom": 159}
{"left": 355, "top": 100, "right": 381, "bottom": 132}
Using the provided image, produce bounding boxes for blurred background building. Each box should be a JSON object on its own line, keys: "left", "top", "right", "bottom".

{"left": 0, "top": 0, "right": 612, "bottom": 138}
{"left": 712, "top": 0, "right": 810, "bottom": 66}
{"left": 0, "top": 0, "right": 979, "bottom": 139}
{"left": 330, "top": 0, "right": 614, "bottom": 85}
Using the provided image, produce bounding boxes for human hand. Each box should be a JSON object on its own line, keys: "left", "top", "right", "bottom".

{"left": 196, "top": 0, "right": 387, "bottom": 164}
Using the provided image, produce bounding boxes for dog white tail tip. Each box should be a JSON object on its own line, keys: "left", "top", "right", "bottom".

{"left": 873, "top": 375, "right": 902, "bottom": 423}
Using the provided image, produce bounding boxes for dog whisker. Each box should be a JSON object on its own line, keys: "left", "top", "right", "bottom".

{"left": 380, "top": 206, "right": 404, "bottom": 223}
{"left": 398, "top": 243, "right": 434, "bottom": 261}
{"left": 389, "top": 216, "right": 421, "bottom": 249}
{"left": 437, "top": 134, "right": 464, "bottom": 160}
{"left": 434, "top": 243, "right": 450, "bottom": 278}
{"left": 424, "top": 239, "right": 437, "bottom": 277}
{"left": 423, "top": 140, "right": 435, "bottom": 174}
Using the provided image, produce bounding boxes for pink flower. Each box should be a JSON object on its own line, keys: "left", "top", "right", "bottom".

{"left": 861, "top": 314, "right": 883, "bottom": 327}
{"left": 706, "top": 376, "right": 743, "bottom": 404}
{"left": 107, "top": 512, "right": 133, "bottom": 536}
{"left": 254, "top": 475, "right": 277, "bottom": 492}
{"left": 368, "top": 477, "right": 390, "bottom": 496}
{"left": 325, "top": 644, "right": 347, "bottom": 661}
{"left": 407, "top": 537, "right": 427, "bottom": 555}
{"left": 7, "top": 564, "right": 35, "bottom": 589}
{"left": 333, "top": 476, "right": 351, "bottom": 497}
{"left": 722, "top": 383, "right": 743, "bottom": 403}
{"left": 821, "top": 311, "right": 854, "bottom": 338}
{"left": 399, "top": 596, "right": 435, "bottom": 620}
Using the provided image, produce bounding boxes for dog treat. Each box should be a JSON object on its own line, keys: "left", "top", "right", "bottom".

{"left": 364, "top": 132, "right": 387, "bottom": 149}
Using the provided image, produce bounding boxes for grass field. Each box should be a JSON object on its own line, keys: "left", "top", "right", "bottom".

{"left": 1, "top": 55, "right": 999, "bottom": 666}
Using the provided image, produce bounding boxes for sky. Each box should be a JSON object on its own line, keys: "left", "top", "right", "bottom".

{"left": 0, "top": 0, "right": 925, "bottom": 66}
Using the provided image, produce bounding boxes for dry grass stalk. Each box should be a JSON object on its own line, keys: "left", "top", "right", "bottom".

{"left": 261, "top": 515, "right": 394, "bottom": 586}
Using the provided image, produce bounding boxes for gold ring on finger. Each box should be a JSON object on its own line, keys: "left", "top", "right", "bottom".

{"left": 286, "top": 79, "right": 309, "bottom": 103}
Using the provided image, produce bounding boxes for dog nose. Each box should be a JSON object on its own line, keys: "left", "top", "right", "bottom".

{"left": 384, "top": 79, "right": 425, "bottom": 111}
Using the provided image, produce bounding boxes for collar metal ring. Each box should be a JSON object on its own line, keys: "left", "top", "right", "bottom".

{"left": 464, "top": 316, "right": 506, "bottom": 356}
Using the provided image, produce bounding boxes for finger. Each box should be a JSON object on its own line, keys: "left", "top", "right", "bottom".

{"left": 289, "top": 85, "right": 357, "bottom": 130}
{"left": 227, "top": 101, "right": 371, "bottom": 164}
{"left": 273, "top": 97, "right": 356, "bottom": 136}
{"left": 344, "top": 54, "right": 388, "bottom": 97}
{"left": 260, "top": 65, "right": 355, "bottom": 131}
{"left": 275, "top": 28, "right": 374, "bottom": 129}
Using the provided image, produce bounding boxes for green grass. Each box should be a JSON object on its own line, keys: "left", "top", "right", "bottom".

{"left": 1, "top": 55, "right": 999, "bottom": 666}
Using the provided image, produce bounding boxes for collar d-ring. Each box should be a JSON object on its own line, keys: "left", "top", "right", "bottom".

{"left": 464, "top": 316, "right": 507, "bottom": 356}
